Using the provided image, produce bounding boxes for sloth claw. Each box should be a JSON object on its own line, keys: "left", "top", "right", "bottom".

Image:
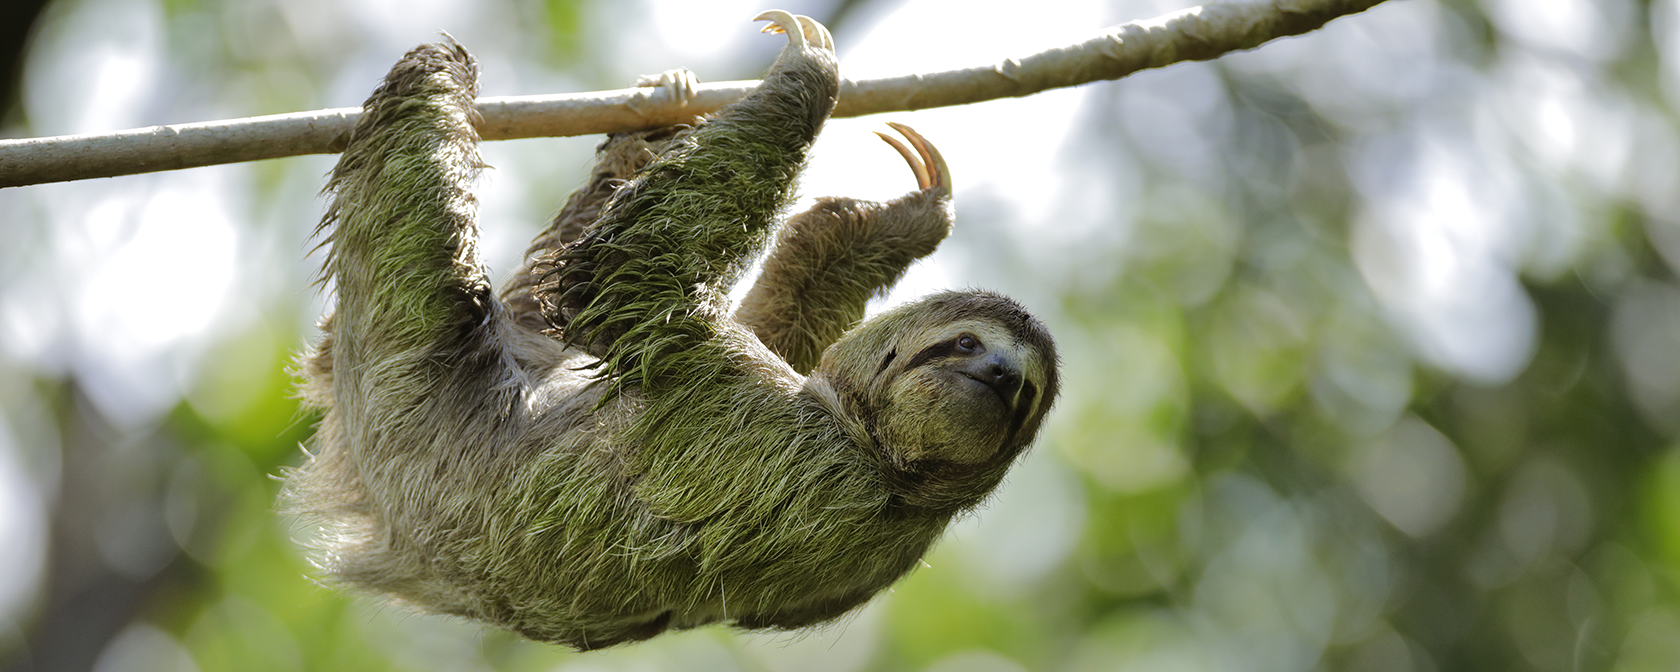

{"left": 874, "top": 123, "right": 950, "bottom": 192}
{"left": 755, "top": 10, "right": 833, "bottom": 51}
{"left": 633, "top": 68, "right": 698, "bottom": 107}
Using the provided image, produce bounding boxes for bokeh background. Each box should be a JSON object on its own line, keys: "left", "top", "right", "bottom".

{"left": 3, "top": 0, "right": 1680, "bottom": 669}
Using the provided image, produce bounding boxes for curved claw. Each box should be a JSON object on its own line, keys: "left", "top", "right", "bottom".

{"left": 755, "top": 10, "right": 833, "bottom": 51}
{"left": 804, "top": 15, "right": 834, "bottom": 51}
{"left": 875, "top": 122, "right": 951, "bottom": 192}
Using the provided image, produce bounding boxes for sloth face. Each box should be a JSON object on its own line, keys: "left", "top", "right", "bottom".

{"left": 812, "top": 291, "right": 1058, "bottom": 472}
{"left": 873, "top": 319, "right": 1050, "bottom": 465}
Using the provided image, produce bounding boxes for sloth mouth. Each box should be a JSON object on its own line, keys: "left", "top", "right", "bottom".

{"left": 960, "top": 371, "right": 1015, "bottom": 413}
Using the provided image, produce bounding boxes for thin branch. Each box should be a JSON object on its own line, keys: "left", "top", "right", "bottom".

{"left": 0, "top": 0, "right": 1391, "bottom": 189}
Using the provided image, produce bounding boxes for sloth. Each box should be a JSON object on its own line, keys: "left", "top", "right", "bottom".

{"left": 283, "top": 11, "right": 1059, "bottom": 650}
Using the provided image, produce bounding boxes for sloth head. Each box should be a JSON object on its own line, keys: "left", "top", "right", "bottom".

{"left": 810, "top": 291, "right": 1060, "bottom": 509}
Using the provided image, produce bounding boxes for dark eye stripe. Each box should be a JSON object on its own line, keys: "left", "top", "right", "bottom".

{"left": 901, "top": 338, "right": 960, "bottom": 372}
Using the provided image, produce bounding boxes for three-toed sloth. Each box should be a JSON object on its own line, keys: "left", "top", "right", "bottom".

{"left": 283, "top": 11, "right": 1059, "bottom": 650}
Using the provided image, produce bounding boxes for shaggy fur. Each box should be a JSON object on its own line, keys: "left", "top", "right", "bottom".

{"left": 284, "top": 14, "right": 1059, "bottom": 650}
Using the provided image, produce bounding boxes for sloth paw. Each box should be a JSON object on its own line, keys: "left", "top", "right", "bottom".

{"left": 755, "top": 10, "right": 833, "bottom": 52}
{"left": 633, "top": 68, "right": 699, "bottom": 107}
{"left": 875, "top": 122, "right": 951, "bottom": 194}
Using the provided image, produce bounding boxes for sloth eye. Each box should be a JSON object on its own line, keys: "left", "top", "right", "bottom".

{"left": 956, "top": 334, "right": 981, "bottom": 352}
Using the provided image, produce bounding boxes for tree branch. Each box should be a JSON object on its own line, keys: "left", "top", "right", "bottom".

{"left": 0, "top": 0, "right": 1391, "bottom": 188}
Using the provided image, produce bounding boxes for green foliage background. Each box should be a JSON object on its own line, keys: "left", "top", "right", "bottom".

{"left": 3, "top": 0, "right": 1679, "bottom": 670}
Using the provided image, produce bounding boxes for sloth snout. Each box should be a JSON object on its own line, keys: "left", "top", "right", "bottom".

{"left": 960, "top": 354, "right": 1023, "bottom": 408}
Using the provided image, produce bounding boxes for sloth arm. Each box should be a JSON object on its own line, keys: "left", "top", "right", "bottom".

{"left": 735, "top": 124, "right": 953, "bottom": 375}
{"left": 544, "top": 13, "right": 840, "bottom": 394}
{"left": 301, "top": 39, "right": 532, "bottom": 559}
{"left": 316, "top": 40, "right": 521, "bottom": 419}
{"left": 499, "top": 130, "right": 685, "bottom": 332}
{"left": 321, "top": 40, "right": 492, "bottom": 351}
{"left": 504, "top": 123, "right": 951, "bottom": 373}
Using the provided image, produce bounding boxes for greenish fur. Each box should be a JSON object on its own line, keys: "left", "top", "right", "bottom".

{"left": 284, "top": 24, "right": 1058, "bottom": 651}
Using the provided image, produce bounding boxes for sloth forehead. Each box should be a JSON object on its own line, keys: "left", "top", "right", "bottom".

{"left": 916, "top": 320, "right": 1015, "bottom": 347}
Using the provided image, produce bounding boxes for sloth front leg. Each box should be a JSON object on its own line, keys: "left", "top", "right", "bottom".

{"left": 287, "top": 40, "right": 524, "bottom": 601}
{"left": 736, "top": 123, "right": 954, "bottom": 375}
{"left": 310, "top": 40, "right": 517, "bottom": 420}
{"left": 320, "top": 41, "right": 493, "bottom": 351}
{"left": 500, "top": 128, "right": 686, "bottom": 332}
{"left": 539, "top": 11, "right": 839, "bottom": 391}
{"left": 501, "top": 68, "right": 702, "bottom": 331}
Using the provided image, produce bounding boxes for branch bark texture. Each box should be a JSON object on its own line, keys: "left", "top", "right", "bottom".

{"left": 0, "top": 0, "right": 1391, "bottom": 188}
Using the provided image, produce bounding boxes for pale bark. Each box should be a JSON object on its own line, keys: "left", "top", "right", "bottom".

{"left": 0, "top": 0, "right": 1392, "bottom": 188}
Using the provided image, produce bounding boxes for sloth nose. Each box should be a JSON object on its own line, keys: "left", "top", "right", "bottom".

{"left": 963, "top": 354, "right": 1023, "bottom": 406}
